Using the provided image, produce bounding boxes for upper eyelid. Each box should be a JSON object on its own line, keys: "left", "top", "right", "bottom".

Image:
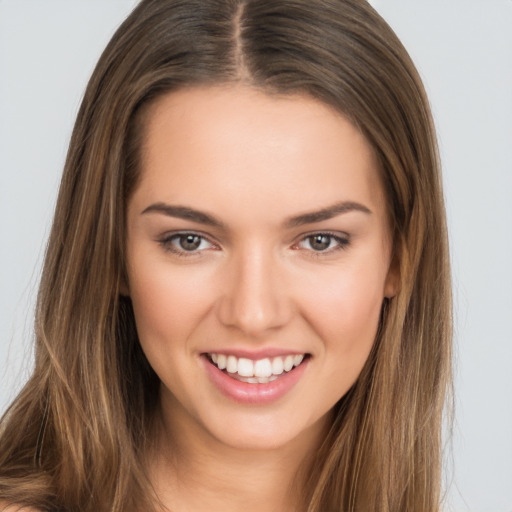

{"left": 293, "top": 231, "right": 351, "bottom": 252}
{"left": 294, "top": 230, "right": 350, "bottom": 242}
{"left": 159, "top": 230, "right": 215, "bottom": 242}
{"left": 158, "top": 231, "right": 219, "bottom": 254}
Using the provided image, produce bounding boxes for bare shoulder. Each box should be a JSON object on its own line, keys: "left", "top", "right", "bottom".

{"left": 0, "top": 501, "right": 43, "bottom": 512}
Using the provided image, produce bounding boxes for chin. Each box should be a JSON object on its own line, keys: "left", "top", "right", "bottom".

{"left": 200, "top": 408, "right": 331, "bottom": 454}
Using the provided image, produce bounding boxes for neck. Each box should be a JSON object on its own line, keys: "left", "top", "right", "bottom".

{"left": 147, "top": 395, "right": 330, "bottom": 512}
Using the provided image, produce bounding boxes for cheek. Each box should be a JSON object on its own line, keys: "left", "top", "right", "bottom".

{"left": 127, "top": 254, "right": 215, "bottom": 353}
{"left": 297, "top": 261, "right": 385, "bottom": 357}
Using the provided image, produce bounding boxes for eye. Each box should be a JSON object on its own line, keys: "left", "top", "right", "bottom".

{"left": 296, "top": 233, "right": 349, "bottom": 253}
{"left": 159, "top": 232, "right": 215, "bottom": 255}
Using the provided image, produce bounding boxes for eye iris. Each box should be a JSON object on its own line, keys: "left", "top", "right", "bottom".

{"left": 309, "top": 235, "right": 331, "bottom": 251}
{"left": 179, "top": 234, "right": 201, "bottom": 251}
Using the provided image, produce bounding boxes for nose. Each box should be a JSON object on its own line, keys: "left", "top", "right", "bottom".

{"left": 216, "top": 246, "right": 293, "bottom": 337}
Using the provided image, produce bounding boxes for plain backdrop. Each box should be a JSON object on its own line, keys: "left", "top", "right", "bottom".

{"left": 1, "top": 1, "right": 511, "bottom": 511}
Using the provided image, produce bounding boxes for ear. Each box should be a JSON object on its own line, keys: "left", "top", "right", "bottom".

{"left": 119, "top": 273, "right": 130, "bottom": 297}
{"left": 384, "top": 249, "right": 400, "bottom": 299}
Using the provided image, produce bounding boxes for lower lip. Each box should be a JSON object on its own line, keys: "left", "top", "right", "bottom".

{"left": 202, "top": 356, "right": 309, "bottom": 404}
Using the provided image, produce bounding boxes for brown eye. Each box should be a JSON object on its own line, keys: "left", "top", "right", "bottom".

{"left": 160, "top": 232, "right": 214, "bottom": 255}
{"left": 178, "top": 234, "right": 202, "bottom": 251}
{"left": 296, "top": 233, "right": 350, "bottom": 253}
{"left": 308, "top": 234, "right": 331, "bottom": 251}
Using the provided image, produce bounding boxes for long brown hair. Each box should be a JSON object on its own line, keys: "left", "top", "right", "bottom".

{"left": 0, "top": 1, "right": 452, "bottom": 510}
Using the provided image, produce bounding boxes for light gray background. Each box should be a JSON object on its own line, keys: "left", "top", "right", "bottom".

{"left": 1, "top": 1, "right": 511, "bottom": 511}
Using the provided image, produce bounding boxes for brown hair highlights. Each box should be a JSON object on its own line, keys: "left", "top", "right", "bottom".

{"left": 0, "top": 1, "right": 452, "bottom": 511}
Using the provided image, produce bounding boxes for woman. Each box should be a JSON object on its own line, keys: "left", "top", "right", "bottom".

{"left": 0, "top": 1, "right": 452, "bottom": 511}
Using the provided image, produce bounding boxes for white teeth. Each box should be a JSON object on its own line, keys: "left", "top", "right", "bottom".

{"left": 254, "top": 358, "right": 272, "bottom": 378}
{"left": 237, "top": 358, "right": 254, "bottom": 377}
{"left": 293, "top": 354, "right": 304, "bottom": 366}
{"left": 208, "top": 352, "right": 306, "bottom": 380}
{"left": 217, "top": 354, "right": 227, "bottom": 370}
{"left": 237, "top": 375, "right": 280, "bottom": 384}
{"left": 283, "top": 355, "right": 294, "bottom": 372}
{"left": 272, "top": 357, "right": 284, "bottom": 375}
{"left": 226, "top": 355, "right": 237, "bottom": 374}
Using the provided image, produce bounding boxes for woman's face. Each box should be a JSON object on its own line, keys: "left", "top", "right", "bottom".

{"left": 126, "top": 85, "right": 397, "bottom": 452}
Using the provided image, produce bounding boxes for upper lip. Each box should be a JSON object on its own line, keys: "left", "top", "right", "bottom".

{"left": 202, "top": 348, "right": 309, "bottom": 360}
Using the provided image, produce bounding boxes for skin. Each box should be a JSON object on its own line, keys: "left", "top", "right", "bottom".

{"left": 125, "top": 85, "right": 398, "bottom": 512}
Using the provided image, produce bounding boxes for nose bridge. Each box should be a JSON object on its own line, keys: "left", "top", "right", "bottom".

{"left": 217, "top": 242, "right": 290, "bottom": 335}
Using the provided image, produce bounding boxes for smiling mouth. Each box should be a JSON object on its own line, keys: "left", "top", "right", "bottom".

{"left": 205, "top": 353, "right": 309, "bottom": 384}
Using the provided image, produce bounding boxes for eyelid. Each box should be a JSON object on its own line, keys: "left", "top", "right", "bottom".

{"left": 293, "top": 231, "right": 351, "bottom": 253}
{"left": 158, "top": 230, "right": 219, "bottom": 256}
{"left": 157, "top": 229, "right": 350, "bottom": 257}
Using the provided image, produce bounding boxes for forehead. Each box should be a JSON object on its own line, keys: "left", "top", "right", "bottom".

{"left": 134, "top": 85, "right": 386, "bottom": 223}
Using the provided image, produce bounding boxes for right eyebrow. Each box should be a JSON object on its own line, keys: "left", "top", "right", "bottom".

{"left": 141, "top": 202, "right": 226, "bottom": 229}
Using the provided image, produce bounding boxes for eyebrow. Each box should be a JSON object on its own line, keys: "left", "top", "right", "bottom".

{"left": 284, "top": 200, "right": 372, "bottom": 228}
{"left": 141, "top": 203, "right": 225, "bottom": 228}
{"left": 141, "top": 200, "right": 371, "bottom": 229}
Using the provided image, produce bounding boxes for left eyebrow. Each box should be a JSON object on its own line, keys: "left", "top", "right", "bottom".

{"left": 284, "top": 201, "right": 372, "bottom": 228}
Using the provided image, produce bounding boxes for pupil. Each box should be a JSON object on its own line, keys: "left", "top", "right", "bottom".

{"left": 310, "top": 235, "right": 330, "bottom": 251}
{"left": 180, "top": 234, "right": 201, "bottom": 251}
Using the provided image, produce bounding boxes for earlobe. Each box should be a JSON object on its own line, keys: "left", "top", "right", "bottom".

{"left": 384, "top": 273, "right": 399, "bottom": 299}
{"left": 119, "top": 274, "right": 130, "bottom": 297}
{"left": 384, "top": 252, "right": 400, "bottom": 299}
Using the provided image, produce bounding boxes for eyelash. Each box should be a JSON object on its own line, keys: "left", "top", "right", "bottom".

{"left": 294, "top": 232, "right": 350, "bottom": 255}
{"left": 158, "top": 231, "right": 217, "bottom": 257}
{"left": 158, "top": 231, "right": 350, "bottom": 257}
